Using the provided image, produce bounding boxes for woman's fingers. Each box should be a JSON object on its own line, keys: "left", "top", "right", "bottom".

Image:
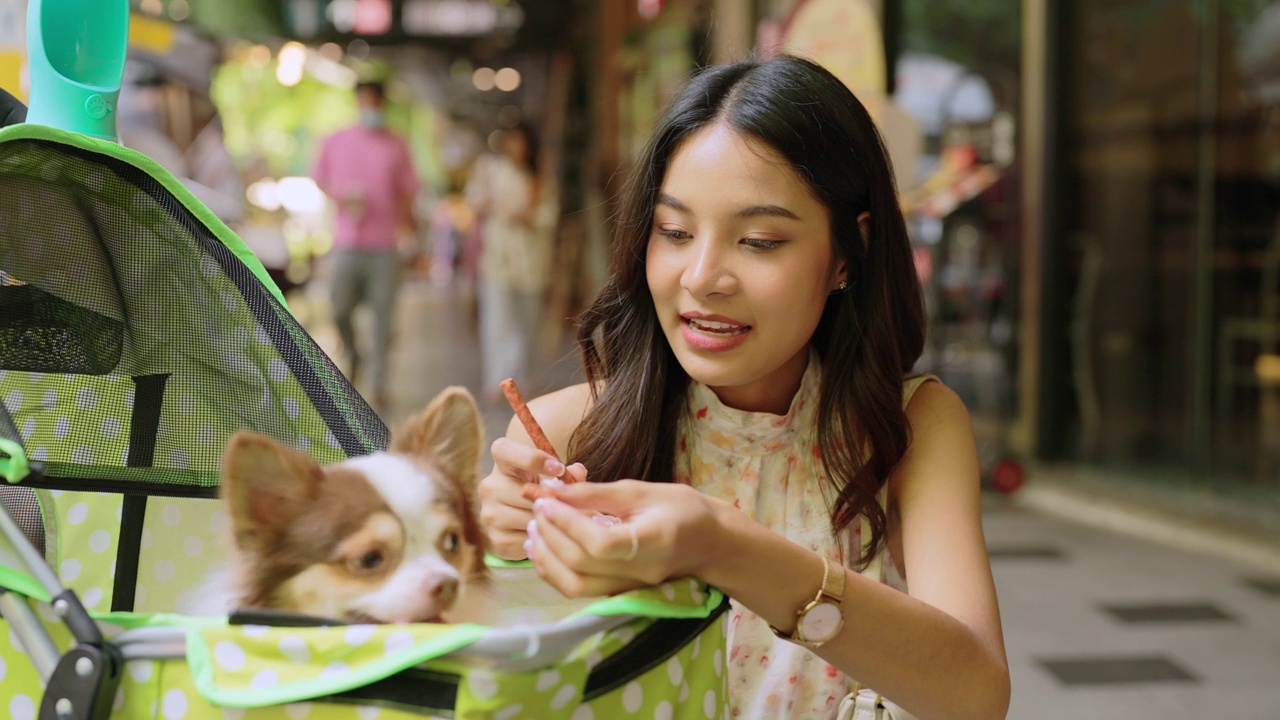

{"left": 563, "top": 462, "right": 588, "bottom": 484}
{"left": 480, "top": 503, "right": 532, "bottom": 560}
{"left": 535, "top": 498, "right": 639, "bottom": 565}
{"left": 480, "top": 500, "right": 533, "bottom": 536}
{"left": 546, "top": 478, "right": 642, "bottom": 517}
{"left": 489, "top": 529, "right": 530, "bottom": 561}
{"left": 527, "top": 518, "right": 646, "bottom": 598}
{"left": 479, "top": 437, "right": 561, "bottom": 559}
{"left": 490, "top": 437, "right": 565, "bottom": 480}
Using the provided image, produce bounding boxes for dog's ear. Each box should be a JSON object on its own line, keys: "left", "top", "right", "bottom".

{"left": 392, "top": 386, "right": 485, "bottom": 486}
{"left": 221, "top": 431, "right": 323, "bottom": 551}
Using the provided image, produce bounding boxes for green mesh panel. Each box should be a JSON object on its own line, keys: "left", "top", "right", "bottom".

{"left": 0, "top": 124, "right": 388, "bottom": 493}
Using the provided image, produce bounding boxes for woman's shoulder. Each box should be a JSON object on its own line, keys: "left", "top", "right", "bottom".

{"left": 903, "top": 376, "right": 969, "bottom": 430}
{"left": 901, "top": 373, "right": 940, "bottom": 408}
{"left": 887, "top": 377, "right": 978, "bottom": 507}
{"left": 505, "top": 382, "right": 597, "bottom": 458}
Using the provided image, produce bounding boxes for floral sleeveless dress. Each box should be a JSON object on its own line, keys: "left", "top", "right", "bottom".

{"left": 673, "top": 353, "right": 934, "bottom": 719}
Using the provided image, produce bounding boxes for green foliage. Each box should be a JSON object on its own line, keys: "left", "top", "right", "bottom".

{"left": 130, "top": 0, "right": 287, "bottom": 39}
{"left": 212, "top": 61, "right": 356, "bottom": 177}
{"left": 902, "top": 0, "right": 1021, "bottom": 75}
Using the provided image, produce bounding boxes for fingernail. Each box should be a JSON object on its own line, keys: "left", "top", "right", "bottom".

{"left": 533, "top": 498, "right": 555, "bottom": 518}
{"left": 540, "top": 476, "right": 565, "bottom": 488}
{"left": 526, "top": 518, "right": 539, "bottom": 540}
{"left": 523, "top": 539, "right": 534, "bottom": 558}
{"left": 543, "top": 459, "right": 565, "bottom": 476}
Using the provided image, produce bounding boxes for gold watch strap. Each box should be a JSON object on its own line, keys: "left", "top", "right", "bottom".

{"left": 769, "top": 554, "right": 842, "bottom": 642}
{"left": 821, "top": 553, "right": 846, "bottom": 602}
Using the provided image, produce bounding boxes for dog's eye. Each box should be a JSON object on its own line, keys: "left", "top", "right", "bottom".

{"left": 442, "top": 532, "right": 459, "bottom": 553}
{"left": 357, "top": 550, "right": 384, "bottom": 570}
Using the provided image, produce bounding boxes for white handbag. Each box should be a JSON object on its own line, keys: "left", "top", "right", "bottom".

{"left": 836, "top": 685, "right": 917, "bottom": 720}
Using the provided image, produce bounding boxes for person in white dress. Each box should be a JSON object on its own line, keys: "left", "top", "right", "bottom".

{"left": 465, "top": 124, "right": 557, "bottom": 402}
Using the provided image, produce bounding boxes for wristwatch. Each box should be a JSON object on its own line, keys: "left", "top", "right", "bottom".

{"left": 769, "top": 554, "right": 846, "bottom": 648}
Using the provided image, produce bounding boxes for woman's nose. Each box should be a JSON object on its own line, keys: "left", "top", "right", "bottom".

{"left": 681, "top": 238, "right": 734, "bottom": 297}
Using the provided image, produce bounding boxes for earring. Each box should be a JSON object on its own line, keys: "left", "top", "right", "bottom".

{"left": 830, "top": 280, "right": 849, "bottom": 295}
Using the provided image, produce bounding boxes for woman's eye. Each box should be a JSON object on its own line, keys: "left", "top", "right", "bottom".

{"left": 655, "top": 226, "right": 691, "bottom": 241}
{"left": 741, "top": 237, "right": 784, "bottom": 250}
{"left": 357, "top": 550, "right": 384, "bottom": 570}
{"left": 442, "top": 532, "right": 459, "bottom": 553}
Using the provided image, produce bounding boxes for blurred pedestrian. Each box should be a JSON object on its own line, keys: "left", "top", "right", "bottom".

{"left": 465, "top": 123, "right": 556, "bottom": 403}
{"left": 311, "top": 80, "right": 420, "bottom": 412}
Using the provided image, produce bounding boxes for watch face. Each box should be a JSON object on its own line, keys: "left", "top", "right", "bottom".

{"left": 800, "top": 601, "right": 843, "bottom": 643}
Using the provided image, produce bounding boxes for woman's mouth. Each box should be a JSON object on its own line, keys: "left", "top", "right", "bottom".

{"left": 681, "top": 315, "right": 752, "bottom": 351}
{"left": 686, "top": 318, "right": 748, "bottom": 334}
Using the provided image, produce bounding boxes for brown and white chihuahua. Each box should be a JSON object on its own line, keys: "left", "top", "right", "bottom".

{"left": 187, "top": 387, "right": 492, "bottom": 624}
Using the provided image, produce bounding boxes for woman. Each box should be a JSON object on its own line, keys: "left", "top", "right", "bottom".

{"left": 478, "top": 56, "right": 1009, "bottom": 720}
{"left": 465, "top": 123, "right": 555, "bottom": 402}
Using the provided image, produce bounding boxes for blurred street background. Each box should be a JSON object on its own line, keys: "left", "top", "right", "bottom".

{"left": 3, "top": 0, "right": 1279, "bottom": 717}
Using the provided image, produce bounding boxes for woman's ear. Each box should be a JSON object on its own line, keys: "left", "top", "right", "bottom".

{"left": 857, "top": 211, "right": 871, "bottom": 250}
{"left": 832, "top": 256, "right": 849, "bottom": 291}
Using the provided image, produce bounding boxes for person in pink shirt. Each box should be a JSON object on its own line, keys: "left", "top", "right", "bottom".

{"left": 311, "top": 80, "right": 420, "bottom": 412}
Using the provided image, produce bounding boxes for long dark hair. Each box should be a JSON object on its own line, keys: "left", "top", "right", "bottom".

{"left": 569, "top": 55, "right": 925, "bottom": 567}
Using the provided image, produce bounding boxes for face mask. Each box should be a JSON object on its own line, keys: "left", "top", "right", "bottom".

{"left": 359, "top": 108, "right": 385, "bottom": 129}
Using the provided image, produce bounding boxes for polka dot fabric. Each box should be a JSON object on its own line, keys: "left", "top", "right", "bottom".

{"left": 1, "top": 611, "right": 425, "bottom": 720}
{"left": 454, "top": 661, "right": 588, "bottom": 717}
{"left": 190, "top": 622, "right": 485, "bottom": 706}
{"left": 135, "top": 497, "right": 229, "bottom": 612}
{"left": 1, "top": 618, "right": 59, "bottom": 720}
{"left": 48, "top": 490, "right": 123, "bottom": 611}
{"left": 0, "top": 580, "right": 730, "bottom": 719}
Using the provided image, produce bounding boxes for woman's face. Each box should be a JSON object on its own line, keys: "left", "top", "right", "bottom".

{"left": 646, "top": 123, "right": 846, "bottom": 414}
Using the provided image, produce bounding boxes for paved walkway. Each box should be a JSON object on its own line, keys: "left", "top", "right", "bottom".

{"left": 294, "top": 273, "right": 1280, "bottom": 720}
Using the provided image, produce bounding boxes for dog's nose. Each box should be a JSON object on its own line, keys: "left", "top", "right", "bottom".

{"left": 426, "top": 576, "right": 458, "bottom": 607}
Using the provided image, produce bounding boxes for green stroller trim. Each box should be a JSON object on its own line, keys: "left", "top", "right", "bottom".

{"left": 0, "top": 437, "right": 30, "bottom": 484}
{"left": 0, "top": 563, "right": 49, "bottom": 602}
{"left": 0, "top": 386, "right": 33, "bottom": 484}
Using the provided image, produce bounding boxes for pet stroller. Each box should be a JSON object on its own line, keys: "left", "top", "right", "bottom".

{"left": 0, "top": 2, "right": 730, "bottom": 718}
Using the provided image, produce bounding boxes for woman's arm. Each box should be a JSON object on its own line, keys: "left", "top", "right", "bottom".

{"left": 532, "top": 382, "right": 1008, "bottom": 720}
{"left": 705, "top": 382, "right": 1006, "bottom": 720}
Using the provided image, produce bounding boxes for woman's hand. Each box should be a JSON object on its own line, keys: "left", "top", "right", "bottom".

{"left": 526, "top": 480, "right": 725, "bottom": 598}
{"left": 477, "top": 437, "right": 586, "bottom": 560}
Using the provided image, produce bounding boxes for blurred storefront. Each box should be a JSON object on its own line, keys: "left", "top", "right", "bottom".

{"left": 745, "top": 0, "right": 1025, "bottom": 487}
{"left": 1024, "top": 0, "right": 1280, "bottom": 534}
{"left": 889, "top": 0, "right": 1023, "bottom": 489}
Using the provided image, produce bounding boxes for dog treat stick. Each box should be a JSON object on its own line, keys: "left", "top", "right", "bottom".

{"left": 500, "top": 378, "right": 558, "bottom": 460}
{"left": 500, "top": 378, "right": 573, "bottom": 501}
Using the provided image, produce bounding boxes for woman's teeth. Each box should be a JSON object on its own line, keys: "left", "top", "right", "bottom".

{"left": 688, "top": 319, "right": 747, "bottom": 334}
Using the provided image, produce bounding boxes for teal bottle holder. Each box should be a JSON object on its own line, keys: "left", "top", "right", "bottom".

{"left": 23, "top": 0, "right": 130, "bottom": 141}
